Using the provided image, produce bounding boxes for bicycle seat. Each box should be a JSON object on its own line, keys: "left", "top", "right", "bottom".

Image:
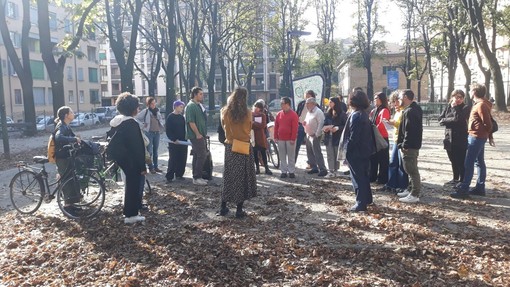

{"left": 33, "top": 156, "right": 49, "bottom": 164}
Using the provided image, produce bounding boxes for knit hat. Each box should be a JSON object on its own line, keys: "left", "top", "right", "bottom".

{"left": 173, "top": 100, "right": 185, "bottom": 108}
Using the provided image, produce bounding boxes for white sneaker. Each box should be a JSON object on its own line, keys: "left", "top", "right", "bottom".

{"left": 124, "top": 215, "right": 146, "bottom": 224}
{"left": 325, "top": 172, "right": 336, "bottom": 178}
{"left": 397, "top": 189, "right": 410, "bottom": 197}
{"left": 399, "top": 194, "right": 419, "bottom": 203}
{"left": 193, "top": 178, "right": 207, "bottom": 186}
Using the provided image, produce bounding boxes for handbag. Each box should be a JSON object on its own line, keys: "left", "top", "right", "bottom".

{"left": 371, "top": 124, "right": 388, "bottom": 153}
{"left": 232, "top": 139, "right": 250, "bottom": 155}
{"left": 491, "top": 116, "right": 498, "bottom": 133}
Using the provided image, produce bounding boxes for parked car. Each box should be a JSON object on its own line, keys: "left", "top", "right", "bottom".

{"left": 93, "top": 106, "right": 115, "bottom": 122}
{"left": 0, "top": 116, "right": 15, "bottom": 132}
{"left": 36, "top": 116, "right": 55, "bottom": 131}
{"left": 104, "top": 107, "right": 118, "bottom": 122}
{"left": 268, "top": 98, "right": 294, "bottom": 111}
{"left": 70, "top": 113, "right": 100, "bottom": 127}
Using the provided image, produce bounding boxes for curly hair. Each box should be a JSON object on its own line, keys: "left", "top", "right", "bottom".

{"left": 116, "top": 92, "right": 140, "bottom": 116}
{"left": 224, "top": 87, "right": 249, "bottom": 122}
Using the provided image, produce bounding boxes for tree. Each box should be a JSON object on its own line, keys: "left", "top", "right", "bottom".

{"left": 0, "top": 0, "right": 36, "bottom": 135}
{"left": 37, "top": 0, "right": 99, "bottom": 117}
{"left": 354, "top": 0, "right": 385, "bottom": 100}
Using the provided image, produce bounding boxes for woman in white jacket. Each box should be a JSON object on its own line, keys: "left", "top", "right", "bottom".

{"left": 136, "top": 97, "right": 165, "bottom": 173}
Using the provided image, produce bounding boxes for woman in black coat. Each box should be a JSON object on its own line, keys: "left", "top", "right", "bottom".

{"left": 438, "top": 90, "right": 470, "bottom": 186}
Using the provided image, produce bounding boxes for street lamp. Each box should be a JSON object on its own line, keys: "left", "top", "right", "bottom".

{"left": 286, "top": 29, "right": 311, "bottom": 108}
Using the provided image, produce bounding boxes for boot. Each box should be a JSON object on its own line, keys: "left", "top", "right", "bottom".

{"left": 255, "top": 165, "right": 260, "bottom": 174}
{"left": 265, "top": 166, "right": 273, "bottom": 175}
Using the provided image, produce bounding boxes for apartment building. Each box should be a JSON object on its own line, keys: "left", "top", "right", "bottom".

{"left": 0, "top": 0, "right": 101, "bottom": 122}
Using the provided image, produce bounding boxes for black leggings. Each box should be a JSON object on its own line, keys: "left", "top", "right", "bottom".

{"left": 447, "top": 147, "right": 467, "bottom": 182}
{"left": 253, "top": 146, "right": 268, "bottom": 168}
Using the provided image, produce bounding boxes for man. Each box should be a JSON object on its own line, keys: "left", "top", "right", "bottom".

{"left": 451, "top": 83, "right": 493, "bottom": 199}
{"left": 274, "top": 97, "right": 299, "bottom": 179}
{"left": 295, "top": 90, "right": 316, "bottom": 162}
{"left": 396, "top": 89, "right": 423, "bottom": 203}
{"left": 303, "top": 97, "right": 327, "bottom": 177}
{"left": 185, "top": 87, "right": 208, "bottom": 186}
{"left": 165, "top": 100, "right": 187, "bottom": 183}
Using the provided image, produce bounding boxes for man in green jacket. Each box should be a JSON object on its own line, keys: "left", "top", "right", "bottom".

{"left": 185, "top": 87, "right": 208, "bottom": 186}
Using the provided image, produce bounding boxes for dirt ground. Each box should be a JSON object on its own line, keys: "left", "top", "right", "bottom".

{"left": 0, "top": 113, "right": 509, "bottom": 286}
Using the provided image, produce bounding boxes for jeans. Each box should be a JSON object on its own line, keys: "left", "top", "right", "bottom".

{"left": 305, "top": 135, "right": 327, "bottom": 172}
{"left": 347, "top": 156, "right": 372, "bottom": 208}
{"left": 295, "top": 124, "right": 305, "bottom": 161}
{"left": 387, "top": 142, "right": 408, "bottom": 189}
{"left": 401, "top": 148, "right": 421, "bottom": 197}
{"left": 278, "top": 140, "right": 296, "bottom": 173}
{"left": 145, "top": 131, "right": 160, "bottom": 169}
{"left": 458, "top": 136, "right": 486, "bottom": 191}
{"left": 326, "top": 142, "right": 339, "bottom": 172}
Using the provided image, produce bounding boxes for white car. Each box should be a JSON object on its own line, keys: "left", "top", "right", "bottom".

{"left": 70, "top": 113, "right": 100, "bottom": 127}
{"left": 36, "top": 116, "right": 55, "bottom": 131}
{"left": 1, "top": 117, "right": 15, "bottom": 131}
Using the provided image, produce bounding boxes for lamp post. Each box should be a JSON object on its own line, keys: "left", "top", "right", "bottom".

{"left": 286, "top": 30, "right": 310, "bottom": 109}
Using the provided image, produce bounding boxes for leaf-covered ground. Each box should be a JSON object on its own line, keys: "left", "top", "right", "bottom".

{"left": 1, "top": 123, "right": 509, "bottom": 286}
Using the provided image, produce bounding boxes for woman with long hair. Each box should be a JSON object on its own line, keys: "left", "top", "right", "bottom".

{"left": 218, "top": 87, "right": 257, "bottom": 218}
{"left": 323, "top": 97, "right": 347, "bottom": 178}
{"left": 369, "top": 92, "right": 391, "bottom": 184}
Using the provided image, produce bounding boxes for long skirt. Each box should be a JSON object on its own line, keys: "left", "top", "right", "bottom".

{"left": 222, "top": 144, "right": 257, "bottom": 203}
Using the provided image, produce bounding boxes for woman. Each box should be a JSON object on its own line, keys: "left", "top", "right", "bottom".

{"left": 438, "top": 90, "right": 469, "bottom": 186}
{"left": 342, "top": 90, "right": 374, "bottom": 212}
{"left": 218, "top": 87, "right": 257, "bottom": 218}
{"left": 54, "top": 106, "right": 82, "bottom": 216}
{"left": 323, "top": 97, "right": 347, "bottom": 178}
{"left": 369, "top": 92, "right": 390, "bottom": 184}
{"left": 110, "top": 92, "right": 147, "bottom": 224}
{"left": 383, "top": 91, "right": 408, "bottom": 192}
{"left": 136, "top": 97, "right": 165, "bottom": 173}
{"left": 252, "top": 101, "right": 273, "bottom": 175}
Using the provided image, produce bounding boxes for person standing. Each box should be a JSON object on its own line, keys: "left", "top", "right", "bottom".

{"left": 304, "top": 97, "right": 327, "bottom": 176}
{"left": 274, "top": 97, "right": 299, "bottom": 178}
{"left": 53, "top": 106, "right": 82, "bottom": 216}
{"left": 217, "top": 87, "right": 257, "bottom": 218}
{"left": 185, "top": 87, "right": 208, "bottom": 186}
{"left": 165, "top": 100, "right": 188, "bottom": 183}
{"left": 396, "top": 89, "right": 423, "bottom": 203}
{"left": 369, "top": 92, "right": 391, "bottom": 184}
{"left": 110, "top": 92, "right": 147, "bottom": 223}
{"left": 252, "top": 101, "right": 273, "bottom": 175}
{"left": 383, "top": 91, "right": 408, "bottom": 193}
{"left": 323, "top": 97, "right": 347, "bottom": 178}
{"left": 438, "top": 90, "right": 470, "bottom": 186}
{"left": 137, "top": 97, "right": 165, "bottom": 174}
{"left": 343, "top": 90, "right": 374, "bottom": 212}
{"left": 451, "top": 84, "right": 494, "bottom": 199}
{"left": 295, "top": 90, "right": 316, "bottom": 162}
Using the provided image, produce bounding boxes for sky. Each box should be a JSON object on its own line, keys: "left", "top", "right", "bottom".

{"left": 302, "top": 0, "right": 406, "bottom": 44}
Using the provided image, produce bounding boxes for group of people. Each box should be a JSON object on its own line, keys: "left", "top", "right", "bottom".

{"left": 51, "top": 82, "right": 496, "bottom": 222}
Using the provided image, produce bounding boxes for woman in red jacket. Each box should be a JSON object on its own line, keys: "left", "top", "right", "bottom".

{"left": 369, "top": 92, "right": 390, "bottom": 184}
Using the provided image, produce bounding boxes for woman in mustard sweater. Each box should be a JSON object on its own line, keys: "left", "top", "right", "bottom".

{"left": 218, "top": 87, "right": 257, "bottom": 218}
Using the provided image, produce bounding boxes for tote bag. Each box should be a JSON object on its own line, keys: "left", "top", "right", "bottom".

{"left": 372, "top": 124, "right": 388, "bottom": 153}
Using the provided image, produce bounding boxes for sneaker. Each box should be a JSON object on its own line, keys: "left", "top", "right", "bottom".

{"left": 193, "top": 178, "right": 207, "bottom": 186}
{"left": 305, "top": 164, "right": 312, "bottom": 170}
{"left": 154, "top": 167, "right": 163, "bottom": 173}
{"left": 397, "top": 189, "right": 410, "bottom": 197}
{"left": 317, "top": 170, "right": 328, "bottom": 177}
{"left": 450, "top": 191, "right": 470, "bottom": 199}
{"left": 216, "top": 207, "right": 229, "bottom": 216}
{"left": 399, "top": 194, "right": 419, "bottom": 203}
{"left": 325, "top": 172, "right": 336, "bottom": 178}
{"left": 307, "top": 169, "right": 319, "bottom": 174}
{"left": 280, "top": 173, "right": 288, "bottom": 179}
{"left": 468, "top": 187, "right": 486, "bottom": 196}
{"left": 349, "top": 204, "right": 367, "bottom": 212}
{"left": 124, "top": 215, "right": 146, "bottom": 224}
{"left": 288, "top": 173, "right": 295, "bottom": 178}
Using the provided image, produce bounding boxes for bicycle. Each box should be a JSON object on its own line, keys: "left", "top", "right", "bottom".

{"left": 266, "top": 122, "right": 280, "bottom": 169}
{"left": 9, "top": 143, "right": 106, "bottom": 220}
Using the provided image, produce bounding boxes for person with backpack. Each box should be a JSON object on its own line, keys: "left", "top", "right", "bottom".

{"left": 109, "top": 92, "right": 147, "bottom": 224}
{"left": 136, "top": 97, "right": 165, "bottom": 174}
{"left": 53, "top": 106, "right": 82, "bottom": 216}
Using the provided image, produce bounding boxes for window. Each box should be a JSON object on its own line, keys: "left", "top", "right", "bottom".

{"left": 29, "top": 38, "right": 40, "bottom": 53}
{"left": 30, "top": 7, "right": 38, "bottom": 25}
{"left": 30, "top": 60, "right": 45, "bottom": 80}
{"left": 269, "top": 75, "right": 277, "bottom": 89}
{"left": 33, "top": 87, "right": 45, "bottom": 106}
{"left": 9, "top": 31, "right": 21, "bottom": 48}
{"left": 79, "top": 90, "right": 84, "bottom": 104}
{"left": 64, "top": 19, "right": 73, "bottom": 33}
{"left": 68, "top": 90, "right": 74, "bottom": 103}
{"left": 88, "top": 68, "right": 98, "bottom": 83}
{"left": 90, "top": 90, "right": 100, "bottom": 104}
{"left": 383, "top": 66, "right": 396, "bottom": 75}
{"left": 14, "top": 89, "right": 22, "bottom": 105}
{"left": 7, "top": 2, "right": 18, "bottom": 19}
{"left": 48, "top": 88, "right": 53, "bottom": 104}
{"left": 77, "top": 68, "right": 84, "bottom": 81}
{"left": 87, "top": 46, "right": 97, "bottom": 62}
{"left": 67, "top": 66, "right": 73, "bottom": 80}
{"left": 49, "top": 13, "right": 57, "bottom": 30}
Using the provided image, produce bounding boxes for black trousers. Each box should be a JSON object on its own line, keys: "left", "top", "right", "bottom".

{"left": 348, "top": 156, "right": 373, "bottom": 207}
{"left": 253, "top": 146, "right": 268, "bottom": 168}
{"left": 446, "top": 146, "right": 467, "bottom": 181}
{"left": 369, "top": 138, "right": 389, "bottom": 184}
{"left": 166, "top": 144, "right": 188, "bottom": 180}
{"left": 119, "top": 165, "right": 142, "bottom": 217}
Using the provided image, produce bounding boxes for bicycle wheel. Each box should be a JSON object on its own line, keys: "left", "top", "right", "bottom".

{"left": 9, "top": 170, "right": 44, "bottom": 214}
{"left": 57, "top": 174, "right": 105, "bottom": 220}
{"left": 267, "top": 140, "right": 280, "bottom": 169}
